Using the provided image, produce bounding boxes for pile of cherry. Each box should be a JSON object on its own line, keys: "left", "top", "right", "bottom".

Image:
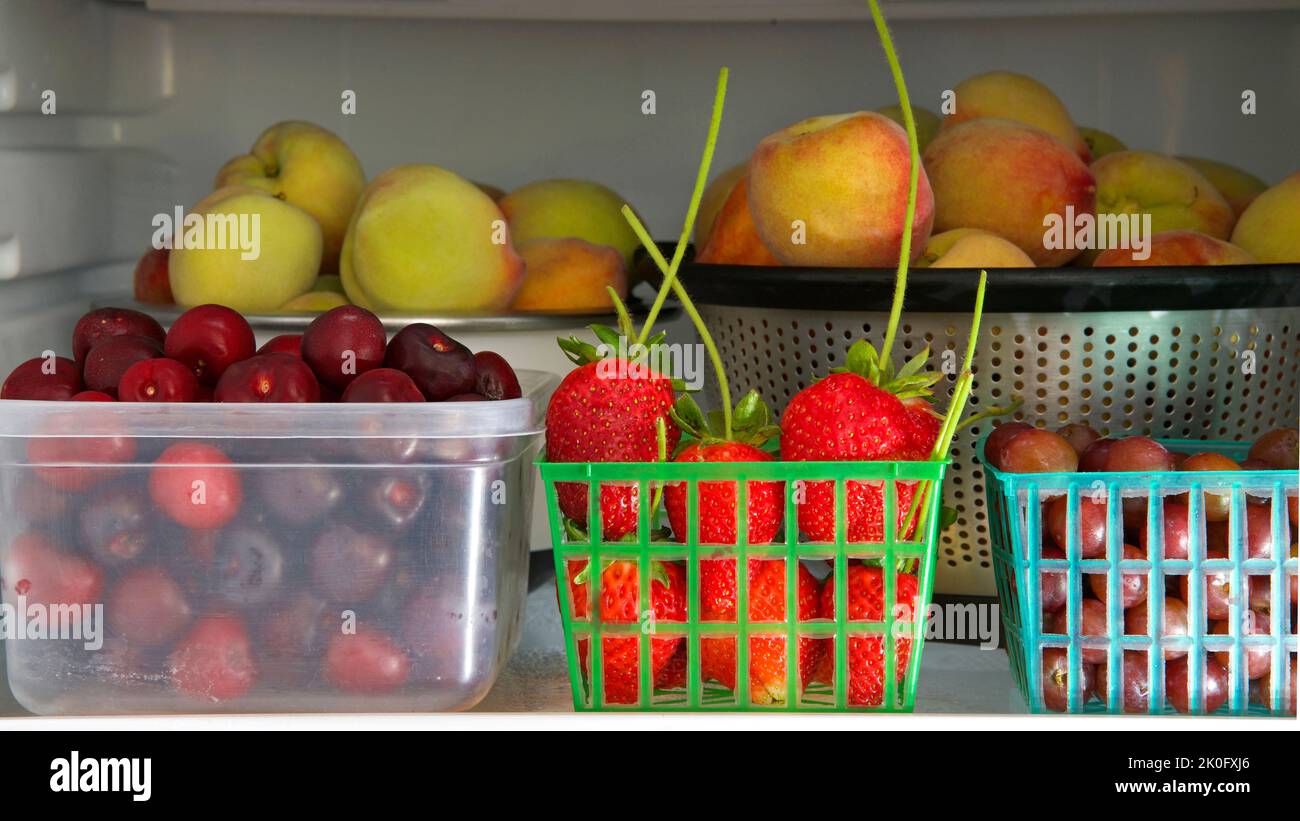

{"left": 0, "top": 304, "right": 524, "bottom": 704}
{"left": 985, "top": 422, "right": 1298, "bottom": 714}
{"left": 0, "top": 303, "right": 521, "bottom": 404}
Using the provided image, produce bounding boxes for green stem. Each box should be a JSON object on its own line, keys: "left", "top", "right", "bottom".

{"left": 867, "top": 0, "right": 920, "bottom": 369}
{"left": 636, "top": 67, "right": 729, "bottom": 348}
{"left": 955, "top": 396, "right": 1024, "bottom": 432}
{"left": 626, "top": 208, "right": 733, "bottom": 441}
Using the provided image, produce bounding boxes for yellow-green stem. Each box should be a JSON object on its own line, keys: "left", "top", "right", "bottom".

{"left": 636, "top": 67, "right": 729, "bottom": 348}
{"left": 626, "top": 208, "right": 733, "bottom": 441}
{"left": 867, "top": 0, "right": 920, "bottom": 368}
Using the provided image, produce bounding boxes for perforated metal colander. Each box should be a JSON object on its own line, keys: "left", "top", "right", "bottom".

{"left": 686, "top": 265, "right": 1300, "bottom": 597}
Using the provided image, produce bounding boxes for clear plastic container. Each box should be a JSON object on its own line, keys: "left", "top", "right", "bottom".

{"left": 0, "top": 370, "right": 556, "bottom": 714}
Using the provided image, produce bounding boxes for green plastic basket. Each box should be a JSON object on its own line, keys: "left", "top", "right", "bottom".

{"left": 982, "top": 435, "right": 1298, "bottom": 715}
{"left": 540, "top": 457, "right": 948, "bottom": 711}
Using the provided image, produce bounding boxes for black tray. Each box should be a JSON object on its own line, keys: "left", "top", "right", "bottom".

{"left": 679, "top": 262, "right": 1300, "bottom": 313}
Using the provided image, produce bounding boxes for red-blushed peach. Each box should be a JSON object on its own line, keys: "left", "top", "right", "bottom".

{"left": 500, "top": 179, "right": 642, "bottom": 269}
{"left": 923, "top": 118, "right": 1096, "bottom": 267}
{"left": 1177, "top": 157, "right": 1268, "bottom": 219}
{"left": 511, "top": 238, "right": 627, "bottom": 312}
{"left": 132, "top": 247, "right": 173, "bottom": 305}
{"left": 943, "top": 71, "right": 1091, "bottom": 162}
{"left": 747, "top": 111, "right": 933, "bottom": 268}
{"left": 694, "top": 163, "right": 747, "bottom": 245}
{"left": 696, "top": 176, "right": 781, "bottom": 266}
{"left": 1093, "top": 230, "right": 1256, "bottom": 267}
{"left": 1230, "top": 172, "right": 1300, "bottom": 263}
{"left": 1091, "top": 152, "right": 1234, "bottom": 248}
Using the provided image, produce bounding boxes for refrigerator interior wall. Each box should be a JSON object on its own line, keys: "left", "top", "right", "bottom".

{"left": 1, "top": 0, "right": 1298, "bottom": 373}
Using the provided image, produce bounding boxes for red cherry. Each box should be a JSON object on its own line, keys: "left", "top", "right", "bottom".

{"left": 257, "top": 334, "right": 302, "bottom": 357}
{"left": 71, "top": 391, "right": 115, "bottom": 401}
{"left": 214, "top": 353, "right": 321, "bottom": 403}
{"left": 1, "top": 531, "right": 103, "bottom": 606}
{"left": 323, "top": 626, "right": 410, "bottom": 694}
{"left": 117, "top": 358, "right": 200, "bottom": 402}
{"left": 132, "top": 247, "right": 173, "bottom": 305}
{"left": 164, "top": 304, "right": 256, "bottom": 385}
{"left": 26, "top": 408, "right": 135, "bottom": 492}
{"left": 340, "top": 368, "right": 425, "bottom": 403}
{"left": 149, "top": 442, "right": 243, "bottom": 529}
{"left": 384, "top": 323, "right": 476, "bottom": 400}
{"left": 310, "top": 524, "right": 393, "bottom": 602}
{"left": 82, "top": 335, "right": 163, "bottom": 396}
{"left": 473, "top": 351, "right": 522, "bottom": 400}
{"left": 168, "top": 614, "right": 257, "bottom": 702}
{"left": 107, "top": 565, "right": 192, "bottom": 647}
{"left": 1, "top": 356, "right": 82, "bottom": 400}
{"left": 301, "top": 305, "right": 387, "bottom": 392}
{"left": 72, "top": 307, "right": 165, "bottom": 365}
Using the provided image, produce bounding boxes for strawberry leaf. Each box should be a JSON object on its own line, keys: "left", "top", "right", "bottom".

{"left": 896, "top": 345, "right": 931, "bottom": 380}
{"left": 940, "top": 505, "right": 959, "bottom": 529}
{"left": 651, "top": 561, "right": 671, "bottom": 589}
{"left": 733, "top": 389, "right": 768, "bottom": 431}
{"left": 670, "top": 394, "right": 711, "bottom": 440}
{"left": 589, "top": 323, "right": 623, "bottom": 351}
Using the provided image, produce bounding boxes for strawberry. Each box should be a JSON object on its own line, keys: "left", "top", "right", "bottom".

{"left": 656, "top": 644, "right": 688, "bottom": 690}
{"left": 545, "top": 323, "right": 680, "bottom": 540}
{"left": 699, "top": 558, "right": 822, "bottom": 704}
{"left": 781, "top": 342, "right": 943, "bottom": 542}
{"left": 813, "top": 565, "right": 919, "bottom": 707}
{"left": 663, "top": 391, "right": 783, "bottom": 545}
{"left": 564, "top": 558, "right": 687, "bottom": 705}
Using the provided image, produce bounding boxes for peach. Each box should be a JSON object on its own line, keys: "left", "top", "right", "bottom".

{"left": 1089, "top": 152, "right": 1235, "bottom": 266}
{"left": 132, "top": 247, "right": 173, "bottom": 305}
{"left": 1178, "top": 157, "right": 1269, "bottom": 219}
{"left": 917, "top": 228, "right": 1034, "bottom": 268}
{"left": 1093, "top": 230, "right": 1256, "bottom": 267}
{"left": 695, "top": 163, "right": 747, "bottom": 245}
{"left": 876, "top": 104, "right": 941, "bottom": 152}
{"left": 499, "top": 179, "right": 642, "bottom": 270}
{"left": 474, "top": 181, "right": 506, "bottom": 201}
{"left": 696, "top": 176, "right": 780, "bottom": 266}
{"left": 923, "top": 118, "right": 1095, "bottom": 267}
{"left": 1230, "top": 172, "right": 1300, "bottom": 263}
{"left": 943, "top": 71, "right": 1090, "bottom": 162}
{"left": 341, "top": 164, "right": 525, "bottom": 313}
{"left": 279, "top": 290, "right": 350, "bottom": 312}
{"left": 747, "top": 111, "right": 933, "bottom": 268}
{"left": 512, "top": 238, "right": 627, "bottom": 312}
{"left": 169, "top": 188, "right": 322, "bottom": 312}
{"left": 1079, "top": 126, "right": 1127, "bottom": 160}
{"left": 215, "top": 121, "right": 364, "bottom": 275}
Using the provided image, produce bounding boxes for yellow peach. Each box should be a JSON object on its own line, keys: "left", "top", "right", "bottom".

{"left": 918, "top": 228, "right": 1035, "bottom": 268}
{"left": 695, "top": 163, "right": 747, "bottom": 245}
{"left": 943, "top": 71, "right": 1091, "bottom": 162}
{"left": 875, "top": 104, "right": 941, "bottom": 153}
{"left": 512, "top": 238, "right": 627, "bottom": 312}
{"left": 1177, "top": 157, "right": 1268, "bottom": 219}
{"left": 215, "top": 121, "right": 364, "bottom": 275}
{"left": 1091, "top": 152, "right": 1235, "bottom": 250}
{"left": 1230, "top": 172, "right": 1300, "bottom": 263}
{"left": 1093, "top": 230, "right": 1256, "bottom": 267}
{"left": 500, "top": 179, "right": 642, "bottom": 269}
{"left": 1079, "top": 126, "right": 1127, "bottom": 160}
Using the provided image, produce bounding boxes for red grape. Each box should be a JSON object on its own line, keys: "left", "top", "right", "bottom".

{"left": 1125, "top": 596, "right": 1190, "bottom": 658}
{"left": 1088, "top": 544, "right": 1148, "bottom": 608}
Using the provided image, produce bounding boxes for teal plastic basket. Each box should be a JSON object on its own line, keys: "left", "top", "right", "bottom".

{"left": 982, "top": 436, "right": 1297, "bottom": 715}
{"left": 539, "top": 457, "right": 947, "bottom": 711}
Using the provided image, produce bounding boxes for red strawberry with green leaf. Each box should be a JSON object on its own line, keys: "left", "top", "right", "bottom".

{"left": 813, "top": 564, "right": 919, "bottom": 707}
{"left": 698, "top": 557, "right": 822, "bottom": 704}
{"left": 663, "top": 390, "right": 782, "bottom": 546}
{"left": 564, "top": 558, "right": 686, "bottom": 705}
{"left": 546, "top": 320, "right": 680, "bottom": 541}
{"left": 781, "top": 341, "right": 943, "bottom": 542}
